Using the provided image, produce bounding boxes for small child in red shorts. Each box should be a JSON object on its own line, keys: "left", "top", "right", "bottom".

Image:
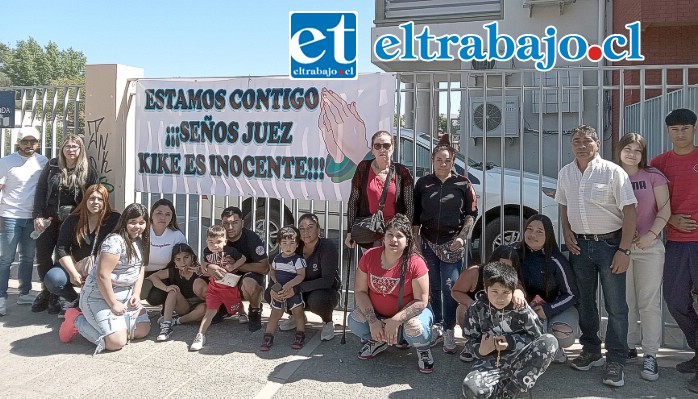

{"left": 189, "top": 225, "right": 246, "bottom": 351}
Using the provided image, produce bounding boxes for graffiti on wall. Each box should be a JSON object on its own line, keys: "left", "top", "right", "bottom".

{"left": 86, "top": 117, "right": 114, "bottom": 193}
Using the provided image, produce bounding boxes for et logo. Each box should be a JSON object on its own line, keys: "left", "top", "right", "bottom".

{"left": 289, "top": 12, "right": 358, "bottom": 80}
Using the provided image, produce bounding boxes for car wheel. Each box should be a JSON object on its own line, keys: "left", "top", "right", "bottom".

{"left": 482, "top": 215, "right": 523, "bottom": 261}
{"left": 244, "top": 207, "right": 282, "bottom": 257}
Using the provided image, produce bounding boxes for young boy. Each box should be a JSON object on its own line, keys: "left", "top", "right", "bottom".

{"left": 260, "top": 226, "right": 307, "bottom": 351}
{"left": 189, "top": 225, "right": 246, "bottom": 351}
{"left": 462, "top": 262, "right": 558, "bottom": 399}
{"left": 650, "top": 108, "right": 698, "bottom": 392}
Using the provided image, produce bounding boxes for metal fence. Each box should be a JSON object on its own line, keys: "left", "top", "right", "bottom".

{"left": 4, "top": 64, "right": 698, "bottom": 349}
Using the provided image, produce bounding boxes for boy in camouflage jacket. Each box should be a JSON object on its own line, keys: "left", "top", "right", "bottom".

{"left": 462, "top": 262, "right": 558, "bottom": 399}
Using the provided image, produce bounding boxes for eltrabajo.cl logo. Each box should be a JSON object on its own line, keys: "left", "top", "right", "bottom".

{"left": 289, "top": 11, "right": 358, "bottom": 80}
{"left": 373, "top": 21, "right": 644, "bottom": 71}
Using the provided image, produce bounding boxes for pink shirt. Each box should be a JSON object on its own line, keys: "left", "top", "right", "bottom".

{"left": 366, "top": 168, "right": 397, "bottom": 223}
{"left": 651, "top": 148, "right": 698, "bottom": 242}
{"left": 629, "top": 168, "right": 668, "bottom": 236}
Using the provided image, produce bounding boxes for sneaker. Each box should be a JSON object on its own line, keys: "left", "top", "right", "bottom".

{"left": 0, "top": 297, "right": 6, "bottom": 316}
{"left": 189, "top": 333, "right": 206, "bottom": 351}
{"left": 248, "top": 308, "right": 262, "bottom": 332}
{"left": 602, "top": 362, "right": 625, "bottom": 387}
{"left": 393, "top": 340, "right": 410, "bottom": 349}
{"left": 553, "top": 347, "right": 567, "bottom": 364}
{"left": 16, "top": 293, "right": 36, "bottom": 305}
{"left": 260, "top": 333, "right": 274, "bottom": 351}
{"left": 291, "top": 331, "right": 306, "bottom": 349}
{"left": 417, "top": 348, "right": 435, "bottom": 373}
{"left": 677, "top": 356, "right": 698, "bottom": 374}
{"left": 157, "top": 321, "right": 174, "bottom": 342}
{"left": 320, "top": 321, "right": 335, "bottom": 341}
{"left": 641, "top": 354, "right": 659, "bottom": 381}
{"left": 430, "top": 324, "right": 444, "bottom": 348}
{"left": 358, "top": 340, "right": 389, "bottom": 360}
{"left": 238, "top": 313, "right": 249, "bottom": 324}
{"left": 57, "top": 298, "right": 78, "bottom": 319}
{"left": 460, "top": 346, "right": 475, "bottom": 362}
{"left": 30, "top": 290, "right": 50, "bottom": 312}
{"left": 47, "top": 294, "right": 62, "bottom": 315}
{"left": 443, "top": 329, "right": 457, "bottom": 354}
{"left": 571, "top": 351, "right": 605, "bottom": 371}
{"left": 688, "top": 374, "right": 698, "bottom": 394}
{"left": 279, "top": 315, "right": 296, "bottom": 331}
{"left": 59, "top": 308, "right": 82, "bottom": 343}
{"left": 627, "top": 347, "right": 638, "bottom": 360}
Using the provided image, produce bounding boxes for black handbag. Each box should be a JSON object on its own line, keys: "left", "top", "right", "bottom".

{"left": 351, "top": 165, "right": 394, "bottom": 245}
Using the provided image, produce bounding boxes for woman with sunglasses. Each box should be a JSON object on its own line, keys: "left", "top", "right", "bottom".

{"left": 32, "top": 135, "right": 99, "bottom": 314}
{"left": 345, "top": 131, "right": 414, "bottom": 248}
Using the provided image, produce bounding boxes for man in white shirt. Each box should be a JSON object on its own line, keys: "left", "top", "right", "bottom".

{"left": 0, "top": 127, "right": 48, "bottom": 316}
{"left": 555, "top": 125, "right": 637, "bottom": 388}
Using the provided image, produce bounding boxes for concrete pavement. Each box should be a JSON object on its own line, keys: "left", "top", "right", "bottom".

{"left": 1, "top": 279, "right": 696, "bottom": 399}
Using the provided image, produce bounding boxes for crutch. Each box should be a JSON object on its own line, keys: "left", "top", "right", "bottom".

{"left": 341, "top": 246, "right": 354, "bottom": 344}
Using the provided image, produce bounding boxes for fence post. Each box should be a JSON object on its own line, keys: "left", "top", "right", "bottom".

{"left": 84, "top": 64, "right": 144, "bottom": 211}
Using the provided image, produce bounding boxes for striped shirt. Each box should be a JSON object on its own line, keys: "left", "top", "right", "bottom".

{"left": 555, "top": 155, "right": 637, "bottom": 234}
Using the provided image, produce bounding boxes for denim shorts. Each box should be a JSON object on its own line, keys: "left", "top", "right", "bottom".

{"left": 79, "top": 283, "right": 148, "bottom": 337}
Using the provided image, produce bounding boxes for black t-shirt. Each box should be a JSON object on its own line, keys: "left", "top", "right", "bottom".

{"left": 298, "top": 238, "right": 341, "bottom": 292}
{"left": 226, "top": 228, "right": 268, "bottom": 263}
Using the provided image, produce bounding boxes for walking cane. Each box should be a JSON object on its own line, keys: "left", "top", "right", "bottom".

{"left": 341, "top": 246, "right": 354, "bottom": 345}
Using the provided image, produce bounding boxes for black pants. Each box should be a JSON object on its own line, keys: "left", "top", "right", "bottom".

{"left": 264, "top": 287, "right": 340, "bottom": 322}
{"left": 35, "top": 220, "right": 61, "bottom": 285}
{"left": 140, "top": 271, "right": 168, "bottom": 306}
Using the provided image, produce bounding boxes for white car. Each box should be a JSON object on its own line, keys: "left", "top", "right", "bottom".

{"left": 398, "top": 130, "right": 559, "bottom": 261}
{"left": 218, "top": 128, "right": 559, "bottom": 261}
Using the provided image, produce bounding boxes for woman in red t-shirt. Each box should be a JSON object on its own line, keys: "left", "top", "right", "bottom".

{"left": 347, "top": 214, "right": 435, "bottom": 374}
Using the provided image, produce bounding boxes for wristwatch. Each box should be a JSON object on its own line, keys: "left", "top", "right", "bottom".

{"left": 617, "top": 248, "right": 631, "bottom": 256}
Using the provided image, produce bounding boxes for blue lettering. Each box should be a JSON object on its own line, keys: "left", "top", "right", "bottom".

{"left": 435, "top": 34, "right": 459, "bottom": 60}
{"left": 515, "top": 35, "right": 544, "bottom": 62}
{"left": 603, "top": 34, "right": 628, "bottom": 61}
{"left": 458, "top": 35, "right": 486, "bottom": 61}
{"left": 625, "top": 21, "right": 645, "bottom": 61}
{"left": 558, "top": 34, "right": 588, "bottom": 61}
{"left": 536, "top": 26, "right": 558, "bottom": 71}
{"left": 374, "top": 35, "right": 401, "bottom": 60}
{"left": 415, "top": 26, "right": 436, "bottom": 61}
{"left": 398, "top": 22, "right": 417, "bottom": 60}
{"left": 485, "top": 22, "right": 515, "bottom": 61}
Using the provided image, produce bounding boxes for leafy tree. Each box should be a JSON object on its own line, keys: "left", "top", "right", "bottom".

{"left": 1, "top": 37, "right": 86, "bottom": 86}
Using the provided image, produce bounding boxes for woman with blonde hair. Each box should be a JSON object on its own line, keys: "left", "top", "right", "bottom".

{"left": 32, "top": 135, "right": 99, "bottom": 313}
{"left": 44, "top": 184, "right": 120, "bottom": 317}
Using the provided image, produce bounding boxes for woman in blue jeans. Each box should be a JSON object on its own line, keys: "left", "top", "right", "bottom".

{"left": 44, "top": 184, "right": 120, "bottom": 317}
{"left": 413, "top": 134, "right": 478, "bottom": 353}
{"left": 348, "top": 214, "right": 435, "bottom": 373}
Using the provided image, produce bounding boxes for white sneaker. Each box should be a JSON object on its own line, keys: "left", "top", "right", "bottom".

{"left": 430, "top": 324, "right": 444, "bottom": 347}
{"left": 0, "top": 297, "right": 6, "bottom": 316}
{"left": 237, "top": 313, "right": 249, "bottom": 324}
{"left": 321, "top": 321, "right": 335, "bottom": 341}
{"left": 443, "top": 329, "right": 457, "bottom": 353}
{"left": 279, "top": 315, "right": 296, "bottom": 331}
{"left": 16, "top": 293, "right": 36, "bottom": 305}
{"left": 190, "top": 333, "right": 206, "bottom": 351}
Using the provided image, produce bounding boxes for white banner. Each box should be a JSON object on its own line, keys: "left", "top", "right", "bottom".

{"left": 135, "top": 73, "right": 395, "bottom": 201}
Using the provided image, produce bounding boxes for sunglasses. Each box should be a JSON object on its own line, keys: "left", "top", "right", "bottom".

{"left": 373, "top": 143, "right": 392, "bottom": 150}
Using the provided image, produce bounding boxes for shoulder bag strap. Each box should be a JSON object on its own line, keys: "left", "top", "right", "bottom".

{"left": 396, "top": 254, "right": 408, "bottom": 312}
{"left": 378, "top": 164, "right": 395, "bottom": 212}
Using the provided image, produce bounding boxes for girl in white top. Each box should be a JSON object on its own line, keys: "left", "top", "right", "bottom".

{"left": 141, "top": 198, "right": 187, "bottom": 306}
{"left": 616, "top": 133, "right": 671, "bottom": 381}
{"left": 59, "top": 203, "right": 152, "bottom": 354}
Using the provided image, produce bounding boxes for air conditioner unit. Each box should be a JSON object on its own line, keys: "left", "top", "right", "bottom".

{"left": 469, "top": 96, "right": 520, "bottom": 138}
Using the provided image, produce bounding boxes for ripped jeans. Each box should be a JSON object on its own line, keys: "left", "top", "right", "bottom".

{"left": 348, "top": 307, "right": 434, "bottom": 349}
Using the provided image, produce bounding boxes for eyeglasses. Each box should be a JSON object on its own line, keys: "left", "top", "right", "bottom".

{"left": 64, "top": 145, "right": 80, "bottom": 150}
{"left": 20, "top": 139, "right": 38, "bottom": 145}
{"left": 373, "top": 143, "right": 392, "bottom": 150}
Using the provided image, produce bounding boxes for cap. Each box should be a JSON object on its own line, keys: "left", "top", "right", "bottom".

{"left": 17, "top": 126, "right": 40, "bottom": 141}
